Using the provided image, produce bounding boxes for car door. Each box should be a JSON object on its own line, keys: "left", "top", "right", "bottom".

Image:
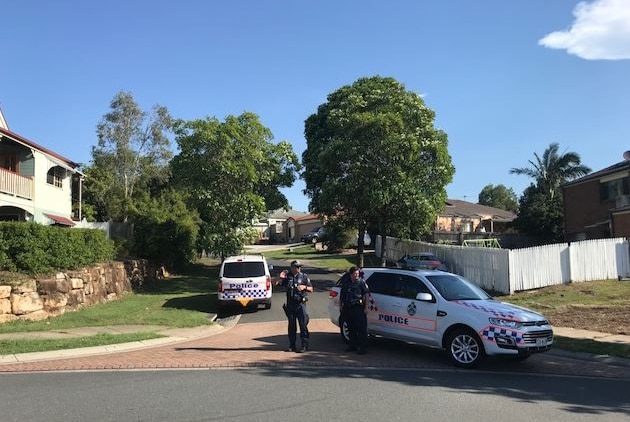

{"left": 364, "top": 272, "right": 399, "bottom": 337}
{"left": 392, "top": 275, "right": 440, "bottom": 346}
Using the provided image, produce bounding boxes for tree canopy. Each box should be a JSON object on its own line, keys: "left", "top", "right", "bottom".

{"left": 510, "top": 142, "right": 591, "bottom": 243}
{"left": 171, "top": 112, "right": 300, "bottom": 258}
{"left": 510, "top": 142, "right": 591, "bottom": 201}
{"left": 84, "top": 91, "right": 173, "bottom": 222}
{"left": 303, "top": 76, "right": 454, "bottom": 266}
{"left": 478, "top": 184, "right": 518, "bottom": 212}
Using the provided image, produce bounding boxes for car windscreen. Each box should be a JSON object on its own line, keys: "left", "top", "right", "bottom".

{"left": 222, "top": 262, "right": 266, "bottom": 278}
{"left": 425, "top": 274, "right": 490, "bottom": 301}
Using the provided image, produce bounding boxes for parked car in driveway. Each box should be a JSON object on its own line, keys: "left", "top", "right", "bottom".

{"left": 328, "top": 267, "right": 553, "bottom": 368}
{"left": 397, "top": 253, "right": 447, "bottom": 271}
{"left": 301, "top": 227, "right": 325, "bottom": 244}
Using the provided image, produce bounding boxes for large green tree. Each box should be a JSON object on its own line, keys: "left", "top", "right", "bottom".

{"left": 171, "top": 112, "right": 300, "bottom": 258}
{"left": 303, "top": 76, "right": 454, "bottom": 266}
{"left": 84, "top": 91, "right": 173, "bottom": 222}
{"left": 478, "top": 184, "right": 518, "bottom": 212}
{"left": 510, "top": 142, "right": 591, "bottom": 242}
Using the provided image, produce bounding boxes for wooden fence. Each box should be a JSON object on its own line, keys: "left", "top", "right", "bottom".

{"left": 376, "top": 236, "right": 630, "bottom": 294}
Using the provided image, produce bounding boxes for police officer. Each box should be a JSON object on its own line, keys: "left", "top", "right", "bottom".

{"left": 275, "top": 260, "right": 313, "bottom": 353}
{"left": 340, "top": 266, "right": 369, "bottom": 354}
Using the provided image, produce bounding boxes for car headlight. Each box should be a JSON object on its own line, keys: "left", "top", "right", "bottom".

{"left": 489, "top": 317, "right": 522, "bottom": 329}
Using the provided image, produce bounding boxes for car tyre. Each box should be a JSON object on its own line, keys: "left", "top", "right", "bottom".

{"left": 264, "top": 300, "right": 272, "bottom": 310}
{"left": 339, "top": 316, "right": 350, "bottom": 343}
{"left": 446, "top": 328, "right": 485, "bottom": 368}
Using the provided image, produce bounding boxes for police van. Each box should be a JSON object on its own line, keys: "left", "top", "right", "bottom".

{"left": 328, "top": 267, "right": 554, "bottom": 368}
{"left": 218, "top": 255, "right": 273, "bottom": 311}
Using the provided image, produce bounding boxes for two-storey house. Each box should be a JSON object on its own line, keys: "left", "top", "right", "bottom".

{"left": 0, "top": 109, "right": 82, "bottom": 226}
{"left": 562, "top": 154, "right": 630, "bottom": 241}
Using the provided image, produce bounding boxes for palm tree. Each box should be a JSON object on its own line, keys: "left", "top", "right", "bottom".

{"left": 510, "top": 142, "right": 591, "bottom": 200}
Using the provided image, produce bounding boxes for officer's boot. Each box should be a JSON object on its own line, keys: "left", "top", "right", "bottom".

{"left": 298, "top": 340, "right": 308, "bottom": 353}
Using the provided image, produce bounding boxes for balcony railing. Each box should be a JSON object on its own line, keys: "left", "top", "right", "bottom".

{"left": 0, "top": 167, "right": 33, "bottom": 200}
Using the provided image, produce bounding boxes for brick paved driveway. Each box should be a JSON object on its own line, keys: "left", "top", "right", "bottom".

{"left": 1, "top": 319, "right": 629, "bottom": 379}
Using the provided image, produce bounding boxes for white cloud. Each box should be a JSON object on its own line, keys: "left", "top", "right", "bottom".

{"left": 539, "top": 0, "right": 630, "bottom": 60}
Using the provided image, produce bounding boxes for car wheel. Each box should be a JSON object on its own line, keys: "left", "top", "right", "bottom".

{"left": 264, "top": 300, "right": 272, "bottom": 310}
{"left": 339, "top": 316, "right": 350, "bottom": 343}
{"left": 446, "top": 328, "right": 485, "bottom": 368}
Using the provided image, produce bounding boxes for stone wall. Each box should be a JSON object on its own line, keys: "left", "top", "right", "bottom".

{"left": 0, "top": 260, "right": 152, "bottom": 324}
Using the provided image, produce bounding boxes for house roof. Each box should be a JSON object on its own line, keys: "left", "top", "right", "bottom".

{"left": 0, "top": 126, "right": 80, "bottom": 170}
{"left": 441, "top": 199, "right": 516, "bottom": 222}
{"left": 562, "top": 159, "right": 630, "bottom": 188}
{"left": 287, "top": 213, "right": 323, "bottom": 222}
{"left": 266, "top": 208, "right": 309, "bottom": 219}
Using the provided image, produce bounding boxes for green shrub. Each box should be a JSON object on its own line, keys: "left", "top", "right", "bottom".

{"left": 0, "top": 222, "right": 115, "bottom": 274}
{"left": 132, "top": 215, "right": 198, "bottom": 271}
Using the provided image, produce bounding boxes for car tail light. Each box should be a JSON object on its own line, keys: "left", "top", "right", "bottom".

{"left": 329, "top": 290, "right": 338, "bottom": 298}
{"left": 266, "top": 275, "right": 271, "bottom": 291}
{"left": 218, "top": 278, "right": 223, "bottom": 293}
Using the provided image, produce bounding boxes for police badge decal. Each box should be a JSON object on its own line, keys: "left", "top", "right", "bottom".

{"left": 407, "top": 302, "right": 417, "bottom": 316}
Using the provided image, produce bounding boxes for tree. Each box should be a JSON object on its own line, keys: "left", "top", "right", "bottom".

{"left": 509, "top": 142, "right": 591, "bottom": 201}
{"left": 478, "top": 184, "right": 518, "bottom": 212}
{"left": 171, "top": 112, "right": 300, "bottom": 258}
{"left": 510, "top": 143, "right": 591, "bottom": 242}
{"left": 83, "top": 91, "right": 173, "bottom": 222}
{"left": 303, "top": 76, "right": 454, "bottom": 266}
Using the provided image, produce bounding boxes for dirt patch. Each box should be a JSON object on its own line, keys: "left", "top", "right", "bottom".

{"left": 545, "top": 305, "right": 630, "bottom": 335}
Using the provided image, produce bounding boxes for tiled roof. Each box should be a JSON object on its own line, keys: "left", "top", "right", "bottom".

{"left": 562, "top": 160, "right": 630, "bottom": 187}
{"left": 441, "top": 199, "right": 516, "bottom": 221}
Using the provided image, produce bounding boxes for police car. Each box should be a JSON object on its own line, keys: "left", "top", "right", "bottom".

{"left": 328, "top": 267, "right": 553, "bottom": 368}
{"left": 218, "top": 255, "right": 273, "bottom": 311}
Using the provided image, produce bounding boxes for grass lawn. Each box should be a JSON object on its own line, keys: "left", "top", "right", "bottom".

{"left": 0, "top": 262, "right": 221, "bottom": 335}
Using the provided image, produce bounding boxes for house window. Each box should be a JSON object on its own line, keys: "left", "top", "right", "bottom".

{"left": 47, "top": 166, "right": 64, "bottom": 188}
{"left": 0, "top": 154, "right": 18, "bottom": 172}
{"left": 600, "top": 177, "right": 629, "bottom": 201}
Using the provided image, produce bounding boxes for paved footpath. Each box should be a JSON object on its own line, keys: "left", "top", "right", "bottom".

{"left": 1, "top": 319, "right": 630, "bottom": 379}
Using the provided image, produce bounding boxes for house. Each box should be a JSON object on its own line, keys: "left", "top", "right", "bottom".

{"left": 435, "top": 199, "right": 516, "bottom": 233}
{"left": 283, "top": 214, "right": 324, "bottom": 243}
{"left": 251, "top": 208, "right": 309, "bottom": 243}
{"left": 0, "top": 109, "right": 83, "bottom": 226}
{"left": 562, "top": 154, "right": 630, "bottom": 241}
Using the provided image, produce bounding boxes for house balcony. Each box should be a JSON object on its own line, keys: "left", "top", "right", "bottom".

{"left": 0, "top": 167, "right": 33, "bottom": 200}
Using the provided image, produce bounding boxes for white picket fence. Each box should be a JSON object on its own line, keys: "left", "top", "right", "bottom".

{"left": 376, "top": 236, "right": 630, "bottom": 294}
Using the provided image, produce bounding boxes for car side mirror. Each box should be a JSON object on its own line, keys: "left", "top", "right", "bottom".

{"left": 415, "top": 292, "right": 433, "bottom": 302}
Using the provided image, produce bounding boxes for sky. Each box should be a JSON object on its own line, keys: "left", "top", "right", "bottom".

{"left": 2, "top": 0, "right": 630, "bottom": 212}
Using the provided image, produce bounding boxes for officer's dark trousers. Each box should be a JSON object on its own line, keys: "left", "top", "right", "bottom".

{"left": 344, "top": 306, "right": 368, "bottom": 351}
{"left": 287, "top": 302, "right": 309, "bottom": 348}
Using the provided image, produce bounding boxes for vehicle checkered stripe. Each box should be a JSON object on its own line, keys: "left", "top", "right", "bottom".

{"left": 455, "top": 300, "right": 519, "bottom": 320}
{"left": 481, "top": 326, "right": 523, "bottom": 343}
{"left": 221, "top": 289, "right": 268, "bottom": 299}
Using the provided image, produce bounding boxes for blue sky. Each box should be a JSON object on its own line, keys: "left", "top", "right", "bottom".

{"left": 2, "top": 0, "right": 629, "bottom": 212}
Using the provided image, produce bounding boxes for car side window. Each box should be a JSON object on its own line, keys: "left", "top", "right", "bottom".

{"left": 366, "top": 273, "right": 399, "bottom": 296}
{"left": 393, "top": 275, "right": 430, "bottom": 299}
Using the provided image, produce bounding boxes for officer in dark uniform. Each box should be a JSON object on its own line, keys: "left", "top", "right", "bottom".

{"left": 340, "top": 266, "right": 369, "bottom": 354}
{"left": 275, "top": 260, "right": 313, "bottom": 353}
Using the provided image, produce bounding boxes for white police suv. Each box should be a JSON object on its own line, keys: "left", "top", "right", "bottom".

{"left": 328, "top": 267, "right": 553, "bottom": 368}
{"left": 218, "top": 255, "right": 273, "bottom": 311}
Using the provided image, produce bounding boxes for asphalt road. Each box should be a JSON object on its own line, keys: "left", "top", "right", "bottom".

{"left": 2, "top": 368, "right": 628, "bottom": 422}
{"left": 221, "top": 258, "right": 341, "bottom": 323}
